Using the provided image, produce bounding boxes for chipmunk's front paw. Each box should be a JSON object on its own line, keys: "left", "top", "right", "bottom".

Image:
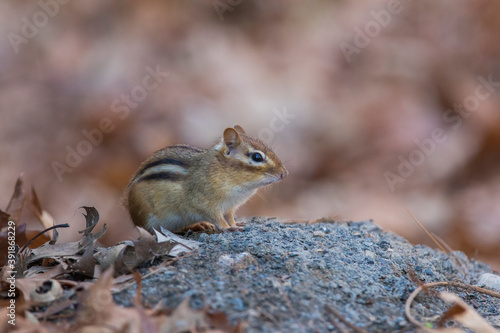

{"left": 184, "top": 222, "right": 219, "bottom": 233}
{"left": 224, "top": 226, "right": 245, "bottom": 232}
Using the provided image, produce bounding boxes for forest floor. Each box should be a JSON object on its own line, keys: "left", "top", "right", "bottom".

{"left": 3, "top": 210, "right": 500, "bottom": 332}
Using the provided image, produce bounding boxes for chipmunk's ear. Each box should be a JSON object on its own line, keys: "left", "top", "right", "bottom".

{"left": 233, "top": 125, "right": 246, "bottom": 135}
{"left": 223, "top": 127, "right": 242, "bottom": 148}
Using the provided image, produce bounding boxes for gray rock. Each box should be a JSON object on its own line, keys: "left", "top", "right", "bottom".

{"left": 477, "top": 273, "right": 500, "bottom": 292}
{"left": 113, "top": 218, "right": 499, "bottom": 332}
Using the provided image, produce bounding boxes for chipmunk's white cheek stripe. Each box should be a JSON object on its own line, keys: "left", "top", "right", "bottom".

{"left": 237, "top": 155, "right": 250, "bottom": 164}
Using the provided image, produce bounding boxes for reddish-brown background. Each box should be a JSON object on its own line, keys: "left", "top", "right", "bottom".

{"left": 1, "top": 1, "right": 499, "bottom": 269}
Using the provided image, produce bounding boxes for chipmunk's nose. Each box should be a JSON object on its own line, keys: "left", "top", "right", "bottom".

{"left": 280, "top": 169, "right": 289, "bottom": 179}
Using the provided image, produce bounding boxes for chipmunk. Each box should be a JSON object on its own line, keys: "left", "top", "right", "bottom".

{"left": 124, "top": 125, "right": 288, "bottom": 232}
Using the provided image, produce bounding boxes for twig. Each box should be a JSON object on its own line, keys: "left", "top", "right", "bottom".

{"left": 328, "top": 317, "right": 350, "bottom": 333}
{"left": 258, "top": 308, "right": 280, "bottom": 326}
{"left": 326, "top": 305, "right": 369, "bottom": 333}
{"left": 19, "top": 223, "right": 70, "bottom": 252}
{"left": 447, "top": 281, "right": 500, "bottom": 298}
{"left": 405, "top": 281, "right": 500, "bottom": 327}
{"left": 431, "top": 232, "right": 468, "bottom": 276}
{"left": 276, "top": 279, "right": 297, "bottom": 319}
{"left": 406, "top": 209, "right": 466, "bottom": 276}
{"left": 133, "top": 271, "right": 143, "bottom": 305}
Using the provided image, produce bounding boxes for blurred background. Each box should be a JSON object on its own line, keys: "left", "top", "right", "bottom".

{"left": 1, "top": 1, "right": 499, "bottom": 270}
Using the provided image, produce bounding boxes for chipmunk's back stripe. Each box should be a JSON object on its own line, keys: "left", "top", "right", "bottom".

{"left": 139, "top": 172, "right": 184, "bottom": 182}
{"left": 145, "top": 158, "right": 188, "bottom": 170}
{"left": 137, "top": 158, "right": 188, "bottom": 177}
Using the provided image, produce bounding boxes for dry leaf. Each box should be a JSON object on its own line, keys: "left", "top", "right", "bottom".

{"left": 20, "top": 227, "right": 52, "bottom": 251}
{"left": 79, "top": 206, "right": 101, "bottom": 235}
{"left": 24, "top": 208, "right": 106, "bottom": 280}
{"left": 157, "top": 297, "right": 244, "bottom": 333}
{"left": 25, "top": 264, "right": 66, "bottom": 280}
{"left": 94, "top": 243, "right": 129, "bottom": 271}
{"left": 75, "top": 267, "right": 143, "bottom": 332}
{"left": 42, "top": 298, "right": 78, "bottom": 321}
{"left": 157, "top": 226, "right": 201, "bottom": 257}
{"left": 158, "top": 298, "right": 208, "bottom": 333}
{"left": 438, "top": 292, "right": 499, "bottom": 333}
{"left": 0, "top": 223, "right": 28, "bottom": 267}
{"left": 69, "top": 242, "right": 97, "bottom": 278}
{"left": 28, "top": 280, "right": 63, "bottom": 305}
{"left": 0, "top": 307, "right": 54, "bottom": 333}
{"left": 0, "top": 209, "right": 10, "bottom": 228}
{"left": 13, "top": 279, "right": 63, "bottom": 305}
{"left": 30, "top": 186, "right": 56, "bottom": 240}
{"left": 28, "top": 208, "right": 105, "bottom": 265}
{"left": 134, "top": 227, "right": 158, "bottom": 259}
{"left": 113, "top": 228, "right": 178, "bottom": 275}
{"left": 6, "top": 175, "right": 26, "bottom": 224}
{"left": 28, "top": 240, "right": 84, "bottom": 265}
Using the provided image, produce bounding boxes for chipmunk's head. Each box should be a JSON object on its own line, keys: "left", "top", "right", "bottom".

{"left": 215, "top": 125, "right": 288, "bottom": 189}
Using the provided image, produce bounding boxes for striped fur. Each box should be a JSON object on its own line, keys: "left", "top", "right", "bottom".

{"left": 135, "top": 159, "right": 189, "bottom": 182}
{"left": 140, "top": 172, "right": 184, "bottom": 182}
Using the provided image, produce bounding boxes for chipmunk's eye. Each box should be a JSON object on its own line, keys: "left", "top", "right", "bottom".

{"left": 251, "top": 152, "right": 265, "bottom": 163}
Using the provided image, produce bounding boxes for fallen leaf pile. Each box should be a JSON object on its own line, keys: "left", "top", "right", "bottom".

{"left": 0, "top": 176, "right": 242, "bottom": 332}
